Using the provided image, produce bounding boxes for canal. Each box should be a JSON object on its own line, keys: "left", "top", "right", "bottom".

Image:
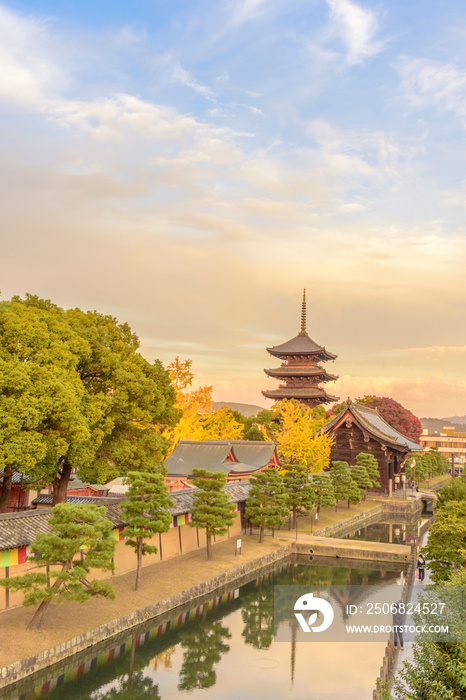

{"left": 2, "top": 555, "right": 408, "bottom": 700}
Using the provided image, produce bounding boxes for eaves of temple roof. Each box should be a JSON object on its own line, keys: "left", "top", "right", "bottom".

{"left": 266, "top": 332, "right": 337, "bottom": 360}
{"left": 264, "top": 366, "right": 339, "bottom": 381}
{"left": 262, "top": 387, "right": 339, "bottom": 403}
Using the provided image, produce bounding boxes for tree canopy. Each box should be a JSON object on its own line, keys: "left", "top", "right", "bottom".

{"left": 189, "top": 469, "right": 235, "bottom": 560}
{"left": 245, "top": 468, "right": 289, "bottom": 542}
{"left": 121, "top": 471, "right": 173, "bottom": 590}
{"left": 271, "top": 399, "right": 333, "bottom": 471}
{"left": 164, "top": 358, "right": 244, "bottom": 449}
{"left": 0, "top": 295, "right": 179, "bottom": 508}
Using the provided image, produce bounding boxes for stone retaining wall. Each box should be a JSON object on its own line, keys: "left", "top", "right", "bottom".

{"left": 314, "top": 504, "right": 383, "bottom": 538}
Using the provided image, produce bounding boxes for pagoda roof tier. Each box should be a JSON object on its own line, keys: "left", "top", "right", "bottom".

{"left": 264, "top": 366, "right": 338, "bottom": 381}
{"left": 266, "top": 332, "right": 337, "bottom": 361}
{"left": 262, "top": 387, "right": 339, "bottom": 403}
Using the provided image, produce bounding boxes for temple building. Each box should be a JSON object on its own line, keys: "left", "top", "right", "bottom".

{"left": 262, "top": 290, "right": 339, "bottom": 408}
{"left": 323, "top": 399, "right": 424, "bottom": 492}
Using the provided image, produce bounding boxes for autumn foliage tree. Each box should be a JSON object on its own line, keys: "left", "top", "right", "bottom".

{"left": 165, "top": 358, "right": 244, "bottom": 450}
{"left": 272, "top": 400, "right": 333, "bottom": 472}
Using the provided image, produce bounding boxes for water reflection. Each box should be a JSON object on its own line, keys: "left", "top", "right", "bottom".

{"left": 7, "top": 558, "right": 407, "bottom": 700}
{"left": 178, "top": 621, "right": 231, "bottom": 690}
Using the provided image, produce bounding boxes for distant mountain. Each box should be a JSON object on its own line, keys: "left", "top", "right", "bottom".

{"left": 442, "top": 415, "right": 466, "bottom": 425}
{"left": 420, "top": 417, "right": 466, "bottom": 433}
{"left": 212, "top": 401, "right": 266, "bottom": 417}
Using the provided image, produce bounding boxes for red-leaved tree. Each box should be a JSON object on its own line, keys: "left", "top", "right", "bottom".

{"left": 327, "top": 395, "right": 422, "bottom": 443}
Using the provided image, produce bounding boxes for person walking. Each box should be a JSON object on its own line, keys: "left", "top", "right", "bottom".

{"left": 417, "top": 554, "right": 426, "bottom": 582}
{"left": 392, "top": 601, "right": 404, "bottom": 650}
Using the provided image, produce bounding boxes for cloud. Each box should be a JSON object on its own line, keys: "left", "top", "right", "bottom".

{"left": 388, "top": 346, "right": 466, "bottom": 356}
{"left": 325, "top": 0, "right": 382, "bottom": 64}
{"left": 398, "top": 57, "right": 466, "bottom": 119}
{"left": 227, "top": 0, "right": 268, "bottom": 30}
{"left": 171, "top": 62, "right": 216, "bottom": 100}
{"left": 0, "top": 5, "right": 65, "bottom": 107}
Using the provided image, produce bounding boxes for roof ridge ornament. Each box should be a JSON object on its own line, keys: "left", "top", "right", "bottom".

{"left": 299, "top": 288, "right": 307, "bottom": 335}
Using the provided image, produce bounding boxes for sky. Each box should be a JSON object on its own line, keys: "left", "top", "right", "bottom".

{"left": 0, "top": 0, "right": 466, "bottom": 419}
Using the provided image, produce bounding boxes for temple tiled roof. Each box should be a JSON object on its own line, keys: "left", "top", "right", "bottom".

{"left": 31, "top": 495, "right": 121, "bottom": 506}
{"left": 324, "top": 401, "right": 424, "bottom": 452}
{"left": 0, "top": 483, "right": 251, "bottom": 552}
{"left": 165, "top": 440, "right": 277, "bottom": 476}
{"left": 0, "top": 470, "right": 30, "bottom": 485}
{"left": 266, "top": 332, "right": 337, "bottom": 360}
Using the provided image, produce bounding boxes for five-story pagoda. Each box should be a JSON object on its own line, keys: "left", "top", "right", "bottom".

{"left": 262, "top": 290, "right": 339, "bottom": 408}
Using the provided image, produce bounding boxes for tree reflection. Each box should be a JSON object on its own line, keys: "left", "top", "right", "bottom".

{"left": 97, "top": 671, "right": 161, "bottom": 699}
{"left": 241, "top": 581, "right": 275, "bottom": 649}
{"left": 178, "top": 620, "right": 231, "bottom": 691}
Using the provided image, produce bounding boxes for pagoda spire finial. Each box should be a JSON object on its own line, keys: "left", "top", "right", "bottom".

{"left": 300, "top": 288, "right": 307, "bottom": 335}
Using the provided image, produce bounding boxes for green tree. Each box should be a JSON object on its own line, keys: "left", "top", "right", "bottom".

{"left": 64, "top": 306, "right": 179, "bottom": 491}
{"left": 282, "top": 464, "right": 315, "bottom": 528}
{"left": 245, "top": 468, "right": 289, "bottom": 542}
{"left": 0, "top": 503, "right": 115, "bottom": 629}
{"left": 392, "top": 569, "right": 466, "bottom": 699}
{"left": 0, "top": 299, "right": 91, "bottom": 512}
{"left": 6, "top": 296, "right": 179, "bottom": 503}
{"left": 355, "top": 452, "right": 381, "bottom": 489}
{"left": 188, "top": 469, "right": 235, "bottom": 560}
{"left": 178, "top": 620, "right": 231, "bottom": 690}
{"left": 436, "top": 478, "right": 466, "bottom": 508}
{"left": 121, "top": 471, "right": 174, "bottom": 591}
{"left": 350, "top": 461, "right": 372, "bottom": 499}
{"left": 422, "top": 499, "right": 466, "bottom": 583}
{"left": 310, "top": 472, "right": 336, "bottom": 515}
{"left": 330, "top": 461, "right": 361, "bottom": 510}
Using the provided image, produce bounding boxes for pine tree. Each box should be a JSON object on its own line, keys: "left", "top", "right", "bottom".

{"left": 350, "top": 461, "right": 372, "bottom": 499}
{"left": 245, "top": 468, "right": 289, "bottom": 543}
{"left": 0, "top": 503, "right": 116, "bottom": 629}
{"left": 189, "top": 469, "right": 235, "bottom": 560}
{"left": 121, "top": 471, "right": 174, "bottom": 591}
{"left": 355, "top": 452, "right": 380, "bottom": 489}
{"left": 282, "top": 464, "right": 315, "bottom": 528}
{"left": 330, "top": 461, "right": 361, "bottom": 510}
{"left": 310, "top": 472, "right": 336, "bottom": 515}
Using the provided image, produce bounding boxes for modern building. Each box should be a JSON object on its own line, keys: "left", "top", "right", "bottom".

{"left": 262, "top": 289, "right": 338, "bottom": 408}
{"left": 323, "top": 399, "right": 424, "bottom": 492}
{"left": 420, "top": 427, "right": 466, "bottom": 471}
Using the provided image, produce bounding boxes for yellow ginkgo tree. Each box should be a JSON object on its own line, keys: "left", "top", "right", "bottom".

{"left": 165, "top": 358, "right": 244, "bottom": 452}
{"left": 272, "top": 399, "right": 333, "bottom": 473}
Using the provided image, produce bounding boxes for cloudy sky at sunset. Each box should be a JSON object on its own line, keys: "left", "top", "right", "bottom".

{"left": 1, "top": 0, "right": 466, "bottom": 418}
